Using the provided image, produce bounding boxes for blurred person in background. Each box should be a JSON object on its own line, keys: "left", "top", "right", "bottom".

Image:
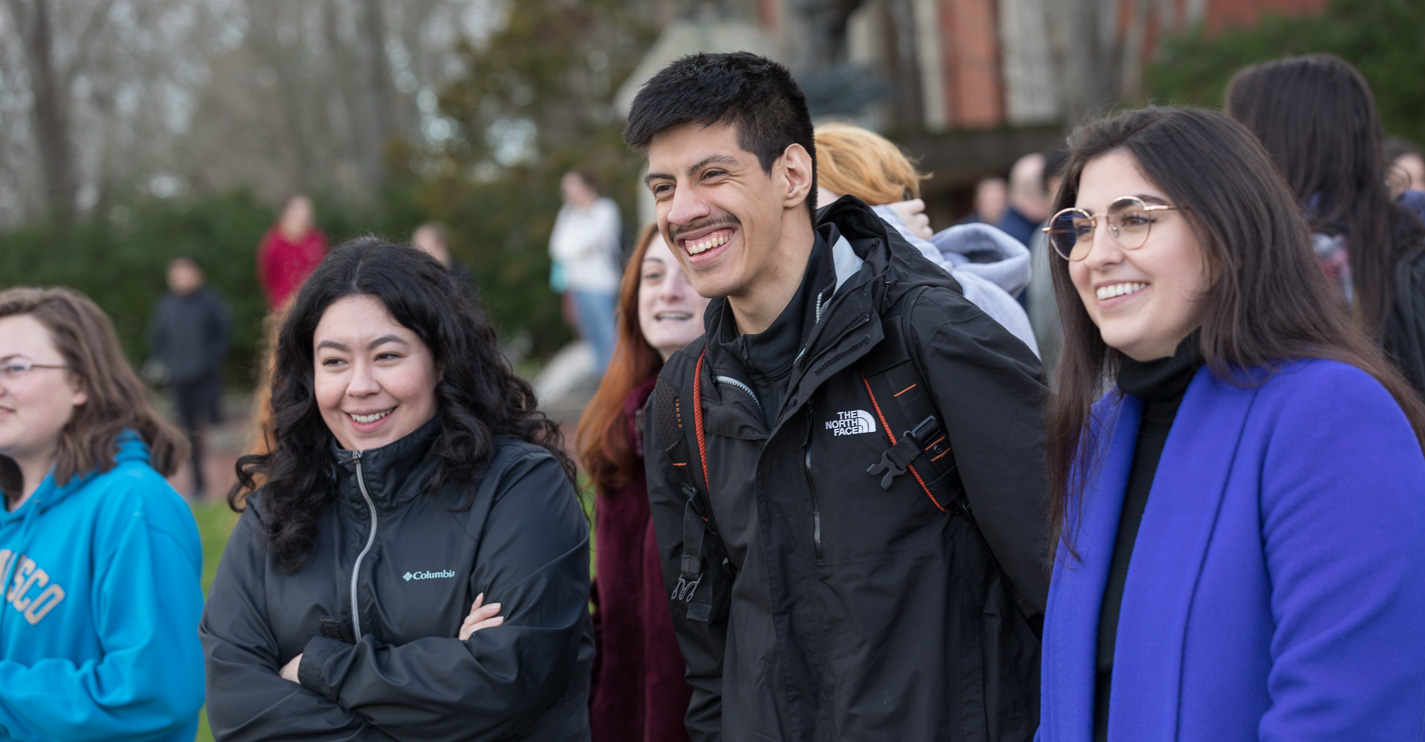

{"left": 202, "top": 238, "right": 593, "bottom": 741}
{"left": 0, "top": 287, "right": 204, "bottom": 742}
{"left": 997, "top": 152, "right": 1052, "bottom": 251}
{"left": 549, "top": 171, "right": 622, "bottom": 381}
{"left": 257, "top": 194, "right": 329, "bottom": 311}
{"left": 577, "top": 224, "right": 706, "bottom": 742}
{"left": 814, "top": 122, "right": 1039, "bottom": 356}
{"left": 1037, "top": 106, "right": 1425, "bottom": 741}
{"left": 959, "top": 175, "right": 1008, "bottom": 226}
{"left": 411, "top": 220, "right": 477, "bottom": 298}
{"left": 1226, "top": 53, "right": 1425, "bottom": 393}
{"left": 1385, "top": 136, "right": 1425, "bottom": 197}
{"left": 149, "top": 255, "right": 231, "bottom": 498}
{"left": 1025, "top": 149, "right": 1070, "bottom": 373}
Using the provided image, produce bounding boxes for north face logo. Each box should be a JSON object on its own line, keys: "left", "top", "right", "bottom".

{"left": 825, "top": 410, "right": 876, "bottom": 436}
{"left": 403, "top": 570, "right": 455, "bottom": 582}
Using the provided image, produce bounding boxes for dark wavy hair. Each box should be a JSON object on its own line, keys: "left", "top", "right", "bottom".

{"left": 1225, "top": 54, "right": 1425, "bottom": 339}
{"left": 1047, "top": 107, "right": 1425, "bottom": 558}
{"left": 0, "top": 287, "right": 186, "bottom": 497}
{"left": 230, "top": 237, "right": 576, "bottom": 570}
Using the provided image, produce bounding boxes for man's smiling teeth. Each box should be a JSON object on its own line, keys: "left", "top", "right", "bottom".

{"left": 1097, "top": 282, "right": 1147, "bottom": 301}
{"left": 686, "top": 233, "right": 729, "bottom": 255}
{"left": 349, "top": 410, "right": 392, "bottom": 424}
{"left": 655, "top": 312, "right": 692, "bottom": 321}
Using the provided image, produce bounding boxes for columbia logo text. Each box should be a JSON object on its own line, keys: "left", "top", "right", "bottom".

{"left": 826, "top": 410, "right": 877, "bottom": 436}
{"left": 402, "top": 569, "right": 456, "bottom": 582}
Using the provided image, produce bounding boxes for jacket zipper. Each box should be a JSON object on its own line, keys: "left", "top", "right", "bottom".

{"left": 350, "top": 451, "right": 378, "bottom": 640}
{"left": 714, "top": 375, "right": 764, "bottom": 419}
{"left": 803, "top": 407, "right": 824, "bottom": 560}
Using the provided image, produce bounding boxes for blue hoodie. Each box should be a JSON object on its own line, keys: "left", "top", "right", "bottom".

{"left": 0, "top": 432, "right": 204, "bottom": 742}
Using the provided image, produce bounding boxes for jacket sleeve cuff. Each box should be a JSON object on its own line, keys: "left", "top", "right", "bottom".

{"left": 299, "top": 635, "right": 348, "bottom": 703}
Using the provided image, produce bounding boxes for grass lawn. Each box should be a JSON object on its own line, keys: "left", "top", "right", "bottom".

{"left": 189, "top": 500, "right": 239, "bottom": 742}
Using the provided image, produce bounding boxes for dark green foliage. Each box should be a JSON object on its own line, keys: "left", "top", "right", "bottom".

{"left": 1144, "top": 0, "right": 1425, "bottom": 146}
{"left": 0, "top": 189, "right": 421, "bottom": 386}
{"left": 400, "top": 0, "right": 659, "bottom": 357}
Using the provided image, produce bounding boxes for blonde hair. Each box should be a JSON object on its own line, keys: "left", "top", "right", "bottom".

{"left": 814, "top": 123, "right": 930, "bottom": 205}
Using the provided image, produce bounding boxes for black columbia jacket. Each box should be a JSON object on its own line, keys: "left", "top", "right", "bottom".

{"left": 644, "top": 198, "right": 1050, "bottom": 741}
{"left": 201, "top": 419, "right": 594, "bottom": 741}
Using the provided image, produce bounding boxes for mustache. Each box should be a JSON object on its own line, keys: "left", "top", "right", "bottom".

{"left": 669, "top": 216, "right": 740, "bottom": 243}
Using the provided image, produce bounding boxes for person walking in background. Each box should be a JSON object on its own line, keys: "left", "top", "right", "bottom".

{"left": 549, "top": 171, "right": 622, "bottom": 381}
{"left": 257, "top": 194, "right": 328, "bottom": 311}
{"left": 627, "top": 52, "right": 1048, "bottom": 742}
{"left": 577, "top": 225, "right": 706, "bottom": 742}
{"left": 812, "top": 121, "right": 1039, "bottom": 355}
{"left": 0, "top": 287, "right": 205, "bottom": 742}
{"left": 149, "top": 255, "right": 231, "bottom": 498}
{"left": 1037, "top": 107, "right": 1425, "bottom": 741}
{"left": 202, "top": 239, "right": 593, "bottom": 741}
{"left": 1225, "top": 54, "right": 1425, "bottom": 393}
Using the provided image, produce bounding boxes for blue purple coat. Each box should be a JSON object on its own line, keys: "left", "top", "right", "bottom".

{"left": 1038, "top": 359, "right": 1425, "bottom": 741}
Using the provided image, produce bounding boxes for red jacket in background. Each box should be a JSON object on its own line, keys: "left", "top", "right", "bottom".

{"left": 589, "top": 376, "right": 693, "bottom": 742}
{"left": 257, "top": 227, "right": 328, "bottom": 310}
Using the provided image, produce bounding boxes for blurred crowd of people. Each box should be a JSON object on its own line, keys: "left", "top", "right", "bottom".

{"left": 1, "top": 48, "right": 1424, "bottom": 742}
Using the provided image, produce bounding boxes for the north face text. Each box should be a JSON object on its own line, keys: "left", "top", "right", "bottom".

{"left": 826, "top": 410, "right": 877, "bottom": 436}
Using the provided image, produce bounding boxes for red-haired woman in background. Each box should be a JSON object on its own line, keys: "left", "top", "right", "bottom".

{"left": 577, "top": 225, "right": 709, "bottom": 742}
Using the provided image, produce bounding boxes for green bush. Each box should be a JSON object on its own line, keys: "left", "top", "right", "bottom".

{"left": 0, "top": 183, "right": 572, "bottom": 383}
{"left": 1144, "top": 0, "right": 1425, "bottom": 146}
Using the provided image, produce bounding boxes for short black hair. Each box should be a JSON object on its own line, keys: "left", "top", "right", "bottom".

{"left": 624, "top": 52, "right": 817, "bottom": 225}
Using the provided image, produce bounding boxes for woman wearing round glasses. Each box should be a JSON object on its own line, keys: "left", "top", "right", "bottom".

{"left": 0, "top": 287, "right": 205, "bottom": 741}
{"left": 1036, "top": 107, "right": 1425, "bottom": 741}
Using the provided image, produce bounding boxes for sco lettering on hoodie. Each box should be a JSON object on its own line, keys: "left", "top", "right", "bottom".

{"left": 0, "top": 550, "right": 65, "bottom": 624}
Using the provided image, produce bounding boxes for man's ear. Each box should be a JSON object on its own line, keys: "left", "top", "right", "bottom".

{"left": 779, "top": 143, "right": 814, "bottom": 210}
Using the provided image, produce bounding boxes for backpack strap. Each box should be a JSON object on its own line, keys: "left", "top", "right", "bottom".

{"left": 861, "top": 286, "right": 958, "bottom": 512}
{"left": 657, "top": 346, "right": 719, "bottom": 624}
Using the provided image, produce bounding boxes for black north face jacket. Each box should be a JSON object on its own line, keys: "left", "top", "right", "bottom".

{"left": 644, "top": 198, "right": 1050, "bottom": 742}
{"left": 201, "top": 419, "right": 594, "bottom": 741}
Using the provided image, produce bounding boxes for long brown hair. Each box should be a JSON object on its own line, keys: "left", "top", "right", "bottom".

{"left": 577, "top": 225, "right": 668, "bottom": 494}
{"left": 0, "top": 287, "right": 186, "bottom": 496}
{"left": 1047, "top": 107, "right": 1425, "bottom": 557}
{"left": 1226, "top": 54, "right": 1425, "bottom": 338}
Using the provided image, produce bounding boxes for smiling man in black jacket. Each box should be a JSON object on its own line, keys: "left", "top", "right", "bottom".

{"left": 625, "top": 53, "right": 1050, "bottom": 742}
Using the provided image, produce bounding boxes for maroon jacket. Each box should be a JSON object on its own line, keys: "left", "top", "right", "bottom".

{"left": 589, "top": 376, "right": 693, "bottom": 742}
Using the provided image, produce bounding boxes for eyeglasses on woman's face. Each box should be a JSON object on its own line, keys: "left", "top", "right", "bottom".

{"left": 0, "top": 358, "right": 67, "bottom": 381}
{"left": 1043, "top": 196, "right": 1180, "bottom": 261}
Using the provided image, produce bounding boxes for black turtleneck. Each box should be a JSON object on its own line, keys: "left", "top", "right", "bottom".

{"left": 1093, "top": 336, "right": 1202, "bottom": 742}
{"left": 717, "top": 230, "right": 835, "bottom": 424}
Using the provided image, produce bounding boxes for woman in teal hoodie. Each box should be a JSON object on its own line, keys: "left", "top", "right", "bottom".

{"left": 0, "top": 287, "right": 205, "bottom": 741}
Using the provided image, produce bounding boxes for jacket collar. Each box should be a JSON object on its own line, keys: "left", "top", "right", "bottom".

{"left": 694, "top": 196, "right": 962, "bottom": 429}
{"left": 331, "top": 414, "right": 443, "bottom": 514}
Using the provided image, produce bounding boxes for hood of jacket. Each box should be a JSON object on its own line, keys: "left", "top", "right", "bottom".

{"left": 2, "top": 430, "right": 150, "bottom": 523}
{"left": 873, "top": 203, "right": 1032, "bottom": 297}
